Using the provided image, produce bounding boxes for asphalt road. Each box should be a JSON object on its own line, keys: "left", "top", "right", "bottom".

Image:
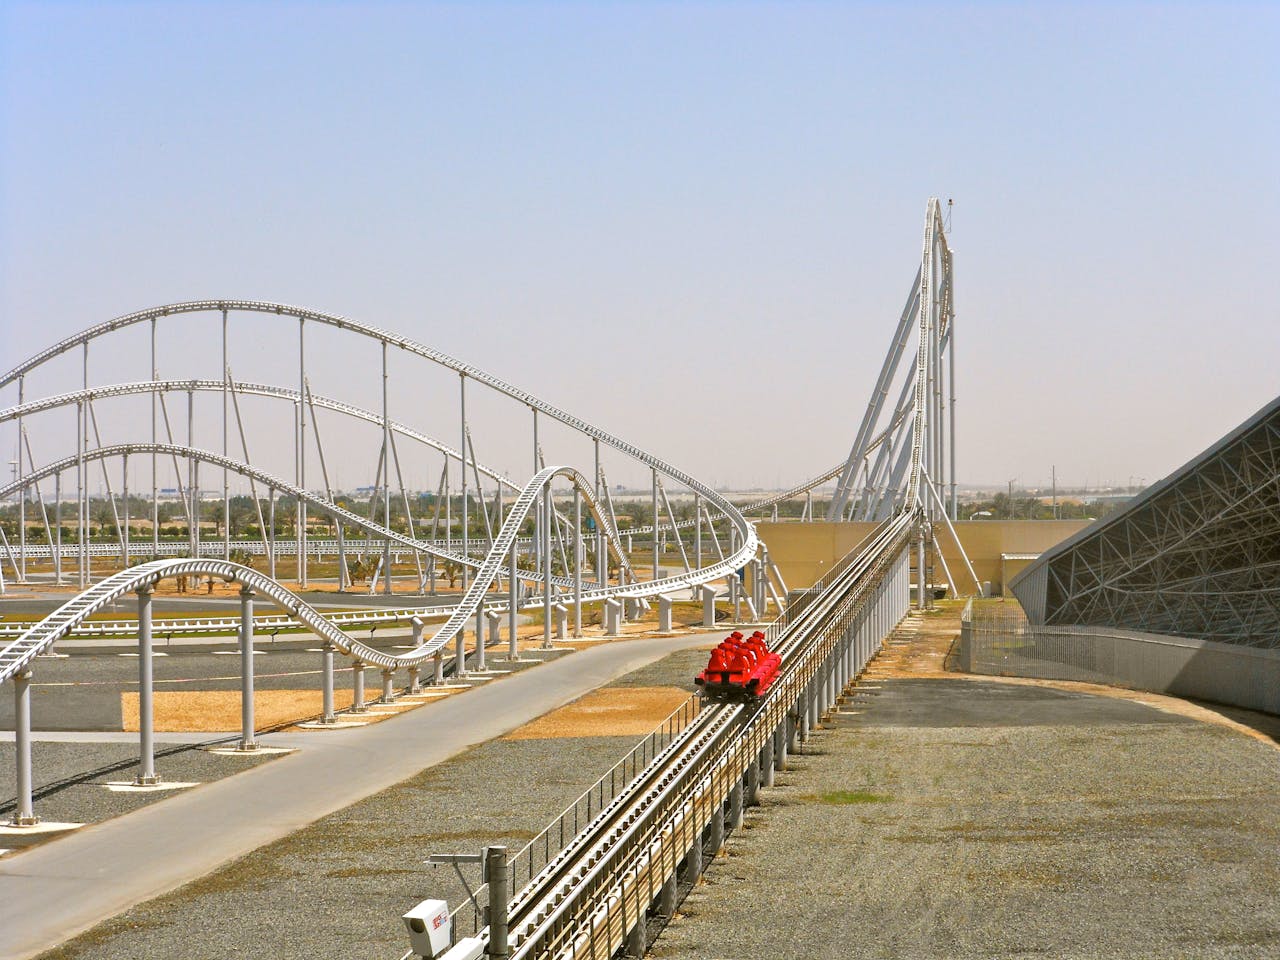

{"left": 0, "top": 631, "right": 716, "bottom": 960}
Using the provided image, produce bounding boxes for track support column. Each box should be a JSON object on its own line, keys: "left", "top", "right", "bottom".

{"left": 508, "top": 540, "right": 520, "bottom": 660}
{"left": 542, "top": 479, "right": 552, "bottom": 649}
{"left": 10, "top": 669, "right": 36, "bottom": 825}
{"left": 573, "top": 486, "right": 583, "bottom": 639}
{"left": 487, "top": 610, "right": 502, "bottom": 658}
{"left": 917, "top": 533, "right": 927, "bottom": 610}
{"left": 320, "top": 641, "right": 336, "bottom": 722}
{"left": 686, "top": 832, "right": 703, "bottom": 883}
{"left": 701, "top": 584, "right": 717, "bottom": 627}
{"left": 626, "top": 911, "right": 646, "bottom": 959}
{"left": 728, "top": 780, "right": 744, "bottom": 832}
{"left": 351, "top": 660, "right": 366, "bottom": 713}
{"left": 237, "top": 586, "right": 257, "bottom": 751}
{"left": 455, "top": 633, "right": 468, "bottom": 679}
{"left": 134, "top": 584, "right": 159, "bottom": 785}
{"left": 604, "top": 598, "right": 621, "bottom": 636}
{"left": 745, "top": 756, "right": 760, "bottom": 806}
{"left": 659, "top": 873, "right": 677, "bottom": 918}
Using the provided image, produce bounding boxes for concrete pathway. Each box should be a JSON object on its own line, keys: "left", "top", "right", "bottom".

{"left": 0, "top": 633, "right": 713, "bottom": 960}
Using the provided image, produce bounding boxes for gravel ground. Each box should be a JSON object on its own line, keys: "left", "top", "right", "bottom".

{"left": 654, "top": 678, "right": 1280, "bottom": 960}
{"left": 0, "top": 740, "right": 277, "bottom": 841}
{"left": 607, "top": 646, "right": 710, "bottom": 691}
{"left": 30, "top": 648, "right": 703, "bottom": 960}
{"left": 25, "top": 644, "right": 1277, "bottom": 960}
{"left": 34, "top": 734, "right": 638, "bottom": 960}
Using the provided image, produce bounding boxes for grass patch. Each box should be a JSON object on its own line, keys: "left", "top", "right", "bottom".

{"left": 814, "top": 789, "right": 893, "bottom": 805}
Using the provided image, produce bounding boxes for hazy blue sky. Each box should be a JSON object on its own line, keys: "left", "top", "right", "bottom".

{"left": 2, "top": 1, "right": 1277, "bottom": 494}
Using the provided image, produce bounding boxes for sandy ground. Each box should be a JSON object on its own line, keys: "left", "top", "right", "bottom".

{"left": 504, "top": 685, "right": 693, "bottom": 739}
{"left": 120, "top": 689, "right": 372, "bottom": 732}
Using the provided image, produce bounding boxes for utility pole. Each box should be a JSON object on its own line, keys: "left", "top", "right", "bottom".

{"left": 1052, "top": 465, "right": 1057, "bottom": 520}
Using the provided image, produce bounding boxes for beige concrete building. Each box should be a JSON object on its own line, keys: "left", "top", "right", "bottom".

{"left": 759, "top": 519, "right": 1091, "bottom": 596}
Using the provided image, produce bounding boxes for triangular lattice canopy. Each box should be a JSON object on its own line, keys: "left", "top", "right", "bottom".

{"left": 1011, "top": 396, "right": 1280, "bottom": 650}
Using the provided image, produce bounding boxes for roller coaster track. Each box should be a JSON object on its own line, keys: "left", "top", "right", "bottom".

{"left": 0, "top": 326, "right": 914, "bottom": 571}
{"left": 0, "top": 443, "right": 486, "bottom": 569}
{"left": 424, "top": 511, "right": 915, "bottom": 959}
{"left": 0, "top": 379, "right": 520, "bottom": 490}
{"left": 0, "top": 453, "right": 773, "bottom": 687}
{"left": 0, "top": 456, "right": 752, "bottom": 684}
{"left": 0, "top": 299, "right": 758, "bottom": 535}
{"left": 1, "top": 297, "right": 761, "bottom": 651}
{"left": 0, "top": 374, "right": 742, "bottom": 574}
{"left": 0, "top": 376, "right": 840, "bottom": 551}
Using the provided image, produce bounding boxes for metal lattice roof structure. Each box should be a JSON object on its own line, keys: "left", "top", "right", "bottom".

{"left": 1011, "top": 395, "right": 1280, "bottom": 650}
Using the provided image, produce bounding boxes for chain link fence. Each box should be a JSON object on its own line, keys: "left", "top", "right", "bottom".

{"left": 958, "top": 600, "right": 1280, "bottom": 714}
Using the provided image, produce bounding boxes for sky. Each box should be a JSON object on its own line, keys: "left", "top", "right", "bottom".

{"left": 1, "top": 1, "right": 1277, "bottom": 496}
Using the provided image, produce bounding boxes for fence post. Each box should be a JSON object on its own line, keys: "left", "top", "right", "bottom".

{"left": 486, "top": 845, "right": 509, "bottom": 957}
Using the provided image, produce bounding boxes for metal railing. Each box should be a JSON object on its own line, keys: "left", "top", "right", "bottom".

{"left": 445, "top": 695, "right": 704, "bottom": 941}
{"left": 505, "top": 696, "right": 701, "bottom": 898}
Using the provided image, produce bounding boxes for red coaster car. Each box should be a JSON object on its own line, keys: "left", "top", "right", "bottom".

{"left": 695, "top": 630, "right": 782, "bottom": 702}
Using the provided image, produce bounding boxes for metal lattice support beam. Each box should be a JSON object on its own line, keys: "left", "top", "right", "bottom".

{"left": 1012, "top": 398, "right": 1280, "bottom": 649}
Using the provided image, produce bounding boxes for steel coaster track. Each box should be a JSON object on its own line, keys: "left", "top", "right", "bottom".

{"left": 0, "top": 461, "right": 766, "bottom": 684}
{"left": 0, "top": 446, "right": 643, "bottom": 583}
{"left": 551, "top": 515, "right": 913, "bottom": 960}
{"left": 0, "top": 299, "right": 758, "bottom": 563}
{"left": 431, "top": 512, "right": 912, "bottom": 959}
{"left": 1, "top": 300, "right": 760, "bottom": 662}
{"left": 503, "top": 702, "right": 744, "bottom": 952}
{"left": 0, "top": 379, "right": 520, "bottom": 491}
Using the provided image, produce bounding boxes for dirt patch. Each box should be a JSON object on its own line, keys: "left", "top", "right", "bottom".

{"left": 121, "top": 689, "right": 365, "bottom": 732}
{"left": 504, "top": 686, "right": 692, "bottom": 740}
{"left": 863, "top": 606, "right": 963, "bottom": 680}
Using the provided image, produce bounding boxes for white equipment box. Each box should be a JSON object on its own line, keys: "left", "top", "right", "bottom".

{"left": 402, "top": 899, "right": 452, "bottom": 958}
